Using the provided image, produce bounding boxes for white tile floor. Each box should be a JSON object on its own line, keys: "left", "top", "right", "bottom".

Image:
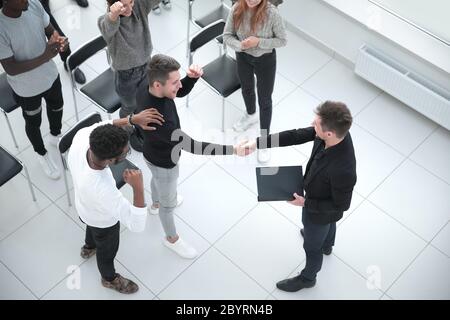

{"left": 0, "top": 0, "right": 449, "bottom": 300}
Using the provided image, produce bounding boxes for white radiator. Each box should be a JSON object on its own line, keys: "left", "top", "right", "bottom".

{"left": 355, "top": 45, "right": 450, "bottom": 130}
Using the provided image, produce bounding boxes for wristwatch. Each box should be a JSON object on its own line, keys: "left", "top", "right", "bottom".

{"left": 128, "top": 113, "right": 134, "bottom": 126}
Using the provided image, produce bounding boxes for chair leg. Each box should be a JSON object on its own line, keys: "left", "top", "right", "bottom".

{"left": 186, "top": 0, "right": 193, "bottom": 58}
{"left": 23, "top": 165, "right": 36, "bottom": 202}
{"left": 107, "top": 113, "right": 112, "bottom": 120}
{"left": 3, "top": 111, "right": 19, "bottom": 149}
{"left": 186, "top": 94, "right": 190, "bottom": 108}
{"left": 221, "top": 97, "right": 225, "bottom": 132}
{"left": 70, "top": 79, "right": 80, "bottom": 122}
{"left": 61, "top": 155, "right": 72, "bottom": 206}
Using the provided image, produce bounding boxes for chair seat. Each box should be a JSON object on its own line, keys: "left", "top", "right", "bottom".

{"left": 202, "top": 55, "right": 241, "bottom": 98}
{"left": 0, "top": 73, "right": 19, "bottom": 113}
{"left": 110, "top": 159, "right": 139, "bottom": 189}
{"left": 0, "top": 147, "right": 22, "bottom": 187}
{"left": 194, "top": 4, "right": 230, "bottom": 28}
{"left": 80, "top": 68, "right": 121, "bottom": 114}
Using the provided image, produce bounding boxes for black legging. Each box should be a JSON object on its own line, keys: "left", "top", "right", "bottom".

{"left": 39, "top": 0, "right": 72, "bottom": 63}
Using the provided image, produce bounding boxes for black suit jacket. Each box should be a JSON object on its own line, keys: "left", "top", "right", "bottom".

{"left": 257, "top": 127, "right": 357, "bottom": 224}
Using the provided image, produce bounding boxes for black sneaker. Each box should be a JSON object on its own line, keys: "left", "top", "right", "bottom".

{"left": 73, "top": 68, "right": 86, "bottom": 85}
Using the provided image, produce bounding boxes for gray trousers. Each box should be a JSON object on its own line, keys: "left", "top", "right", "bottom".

{"left": 146, "top": 160, "right": 179, "bottom": 238}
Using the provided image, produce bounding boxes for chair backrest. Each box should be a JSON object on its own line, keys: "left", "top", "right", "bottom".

{"left": 0, "top": 145, "right": 22, "bottom": 187}
{"left": 66, "top": 35, "right": 107, "bottom": 72}
{"left": 190, "top": 20, "right": 226, "bottom": 53}
{"left": 0, "top": 73, "right": 17, "bottom": 111}
{"left": 58, "top": 112, "right": 102, "bottom": 154}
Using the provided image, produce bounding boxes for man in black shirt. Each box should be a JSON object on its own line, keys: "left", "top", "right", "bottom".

{"left": 136, "top": 54, "right": 240, "bottom": 259}
{"left": 239, "top": 101, "right": 357, "bottom": 291}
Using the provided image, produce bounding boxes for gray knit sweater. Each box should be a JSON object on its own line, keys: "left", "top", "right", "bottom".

{"left": 97, "top": 0, "right": 160, "bottom": 71}
{"left": 223, "top": 3, "right": 287, "bottom": 57}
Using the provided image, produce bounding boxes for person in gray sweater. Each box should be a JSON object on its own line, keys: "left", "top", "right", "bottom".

{"left": 98, "top": 0, "right": 161, "bottom": 120}
{"left": 224, "top": 0, "right": 287, "bottom": 163}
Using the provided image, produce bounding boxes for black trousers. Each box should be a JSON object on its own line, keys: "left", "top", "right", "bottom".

{"left": 300, "top": 207, "right": 336, "bottom": 281}
{"left": 12, "top": 76, "right": 64, "bottom": 155}
{"left": 85, "top": 222, "right": 120, "bottom": 282}
{"left": 39, "top": 0, "right": 71, "bottom": 63}
{"left": 236, "top": 50, "right": 277, "bottom": 135}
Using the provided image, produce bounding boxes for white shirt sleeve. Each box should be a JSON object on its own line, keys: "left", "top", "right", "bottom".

{"left": 96, "top": 182, "right": 148, "bottom": 232}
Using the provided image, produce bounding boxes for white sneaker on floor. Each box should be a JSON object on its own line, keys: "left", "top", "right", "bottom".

{"left": 232, "top": 113, "right": 258, "bottom": 132}
{"left": 38, "top": 153, "right": 61, "bottom": 180}
{"left": 49, "top": 133, "right": 62, "bottom": 148}
{"left": 163, "top": 237, "right": 197, "bottom": 259}
{"left": 148, "top": 195, "right": 183, "bottom": 215}
{"left": 257, "top": 149, "right": 271, "bottom": 163}
{"left": 152, "top": 5, "right": 161, "bottom": 14}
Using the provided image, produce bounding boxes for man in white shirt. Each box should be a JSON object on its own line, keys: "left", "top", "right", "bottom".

{"left": 68, "top": 108, "right": 163, "bottom": 294}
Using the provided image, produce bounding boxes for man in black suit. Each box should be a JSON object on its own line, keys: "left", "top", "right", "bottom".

{"left": 239, "top": 101, "right": 357, "bottom": 292}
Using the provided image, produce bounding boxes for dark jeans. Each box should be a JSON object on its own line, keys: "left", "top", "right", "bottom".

{"left": 40, "top": 0, "right": 71, "bottom": 63}
{"left": 85, "top": 222, "right": 120, "bottom": 282}
{"left": 236, "top": 50, "right": 277, "bottom": 135}
{"left": 114, "top": 64, "right": 148, "bottom": 118}
{"left": 12, "top": 76, "right": 64, "bottom": 155}
{"left": 300, "top": 207, "right": 336, "bottom": 281}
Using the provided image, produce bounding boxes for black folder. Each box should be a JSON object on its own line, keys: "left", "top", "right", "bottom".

{"left": 256, "top": 166, "right": 304, "bottom": 202}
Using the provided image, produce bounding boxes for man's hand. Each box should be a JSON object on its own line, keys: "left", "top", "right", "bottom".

{"left": 132, "top": 108, "right": 164, "bottom": 131}
{"left": 241, "top": 36, "right": 260, "bottom": 50}
{"left": 235, "top": 139, "right": 257, "bottom": 156}
{"left": 287, "top": 193, "right": 305, "bottom": 207}
{"left": 44, "top": 35, "right": 61, "bottom": 61}
{"left": 186, "top": 64, "right": 203, "bottom": 78}
{"left": 123, "top": 169, "right": 144, "bottom": 190}
{"left": 109, "top": 1, "right": 126, "bottom": 21}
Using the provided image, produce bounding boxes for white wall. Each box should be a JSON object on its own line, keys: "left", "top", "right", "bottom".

{"left": 278, "top": 0, "right": 450, "bottom": 92}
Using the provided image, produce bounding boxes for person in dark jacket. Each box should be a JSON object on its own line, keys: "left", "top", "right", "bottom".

{"left": 238, "top": 100, "right": 357, "bottom": 292}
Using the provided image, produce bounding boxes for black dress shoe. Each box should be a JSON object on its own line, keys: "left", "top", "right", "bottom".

{"left": 276, "top": 275, "right": 316, "bottom": 292}
{"left": 300, "top": 228, "right": 333, "bottom": 255}
{"left": 73, "top": 68, "right": 86, "bottom": 85}
{"left": 75, "top": 0, "right": 89, "bottom": 8}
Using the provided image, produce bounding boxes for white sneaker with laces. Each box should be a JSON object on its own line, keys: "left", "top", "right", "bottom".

{"left": 148, "top": 195, "right": 184, "bottom": 215}
{"left": 232, "top": 113, "right": 258, "bottom": 132}
{"left": 257, "top": 148, "right": 271, "bottom": 163}
{"left": 163, "top": 237, "right": 197, "bottom": 259}
{"left": 49, "top": 133, "right": 62, "bottom": 148}
{"left": 152, "top": 5, "right": 161, "bottom": 14}
{"left": 38, "top": 153, "right": 61, "bottom": 180}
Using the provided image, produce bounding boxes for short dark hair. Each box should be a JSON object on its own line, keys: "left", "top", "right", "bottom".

{"left": 315, "top": 101, "right": 352, "bottom": 138}
{"left": 147, "top": 54, "right": 181, "bottom": 87}
{"left": 89, "top": 124, "right": 129, "bottom": 160}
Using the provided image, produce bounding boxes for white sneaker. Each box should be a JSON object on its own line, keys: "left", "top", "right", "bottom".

{"left": 152, "top": 5, "right": 161, "bottom": 14}
{"left": 49, "top": 133, "right": 62, "bottom": 148}
{"left": 163, "top": 237, "right": 197, "bottom": 259}
{"left": 148, "top": 195, "right": 184, "bottom": 215}
{"left": 232, "top": 113, "right": 258, "bottom": 132}
{"left": 162, "top": 0, "right": 171, "bottom": 10}
{"left": 38, "top": 153, "right": 61, "bottom": 180}
{"left": 257, "top": 149, "right": 271, "bottom": 163}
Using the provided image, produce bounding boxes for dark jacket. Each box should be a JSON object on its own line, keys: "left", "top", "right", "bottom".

{"left": 257, "top": 126, "right": 357, "bottom": 224}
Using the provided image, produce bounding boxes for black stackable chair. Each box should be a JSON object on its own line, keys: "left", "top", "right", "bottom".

{"left": 66, "top": 35, "right": 121, "bottom": 122}
{"left": 0, "top": 73, "right": 20, "bottom": 149}
{"left": 187, "top": 20, "right": 241, "bottom": 131}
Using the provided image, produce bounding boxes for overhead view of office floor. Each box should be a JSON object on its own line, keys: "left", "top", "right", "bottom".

{"left": 0, "top": 0, "right": 449, "bottom": 300}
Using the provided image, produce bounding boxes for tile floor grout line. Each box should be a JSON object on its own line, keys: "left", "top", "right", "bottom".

{"left": 0, "top": 259, "right": 39, "bottom": 300}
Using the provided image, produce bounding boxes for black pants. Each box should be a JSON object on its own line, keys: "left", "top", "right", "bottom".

{"left": 300, "top": 207, "right": 336, "bottom": 281}
{"left": 85, "top": 222, "right": 120, "bottom": 282}
{"left": 12, "top": 76, "right": 64, "bottom": 155}
{"left": 40, "top": 0, "right": 71, "bottom": 63}
{"left": 236, "top": 50, "right": 277, "bottom": 135}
